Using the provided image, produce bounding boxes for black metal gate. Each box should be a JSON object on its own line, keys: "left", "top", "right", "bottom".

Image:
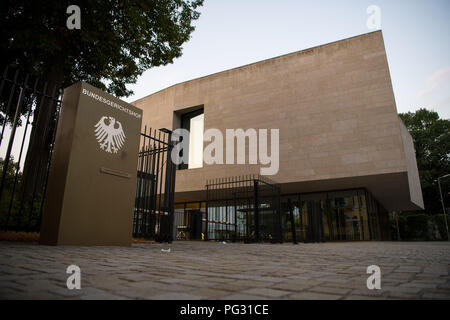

{"left": 133, "top": 127, "right": 176, "bottom": 242}
{"left": 206, "top": 175, "right": 282, "bottom": 243}
{"left": 0, "top": 66, "right": 63, "bottom": 232}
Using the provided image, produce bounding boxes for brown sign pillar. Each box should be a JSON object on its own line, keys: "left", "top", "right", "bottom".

{"left": 39, "top": 82, "right": 142, "bottom": 246}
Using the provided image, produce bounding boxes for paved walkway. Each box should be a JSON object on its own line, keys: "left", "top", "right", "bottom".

{"left": 0, "top": 241, "right": 449, "bottom": 300}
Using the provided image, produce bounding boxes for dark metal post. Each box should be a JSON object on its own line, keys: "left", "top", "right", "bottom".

{"left": 233, "top": 178, "right": 237, "bottom": 242}
{"left": 288, "top": 198, "right": 298, "bottom": 244}
{"left": 165, "top": 131, "right": 176, "bottom": 243}
{"left": 0, "top": 87, "right": 24, "bottom": 206}
{"left": 277, "top": 188, "right": 283, "bottom": 243}
{"left": 438, "top": 175, "right": 450, "bottom": 241}
{"left": 205, "top": 183, "right": 209, "bottom": 240}
{"left": 253, "top": 179, "right": 259, "bottom": 242}
{"left": 38, "top": 87, "right": 63, "bottom": 225}
{"left": 0, "top": 70, "right": 20, "bottom": 146}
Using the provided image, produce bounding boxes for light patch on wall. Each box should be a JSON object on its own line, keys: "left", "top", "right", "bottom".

{"left": 188, "top": 113, "right": 204, "bottom": 169}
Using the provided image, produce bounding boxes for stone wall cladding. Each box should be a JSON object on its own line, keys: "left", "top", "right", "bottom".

{"left": 133, "top": 31, "right": 413, "bottom": 198}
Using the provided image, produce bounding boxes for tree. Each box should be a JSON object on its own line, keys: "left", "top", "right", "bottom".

{"left": 0, "top": 156, "right": 22, "bottom": 224}
{"left": 0, "top": 0, "right": 204, "bottom": 197}
{"left": 399, "top": 108, "right": 450, "bottom": 214}
{"left": 0, "top": 157, "right": 21, "bottom": 190}
{"left": 0, "top": 0, "right": 204, "bottom": 96}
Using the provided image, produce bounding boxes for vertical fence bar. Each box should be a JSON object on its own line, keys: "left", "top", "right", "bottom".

{"left": 288, "top": 198, "right": 297, "bottom": 244}
{"left": 253, "top": 178, "right": 259, "bottom": 242}
{"left": 1, "top": 86, "right": 25, "bottom": 229}
{"left": 7, "top": 78, "right": 38, "bottom": 224}
{"left": 137, "top": 127, "right": 147, "bottom": 237}
{"left": 16, "top": 82, "right": 48, "bottom": 224}
{"left": 0, "top": 66, "right": 9, "bottom": 104}
{"left": 143, "top": 135, "right": 152, "bottom": 236}
{"left": 167, "top": 132, "right": 176, "bottom": 242}
{"left": 0, "top": 69, "right": 20, "bottom": 146}
{"left": 150, "top": 130, "right": 157, "bottom": 235}
{"left": 205, "top": 181, "right": 209, "bottom": 241}
{"left": 0, "top": 66, "right": 64, "bottom": 232}
{"left": 37, "top": 86, "right": 63, "bottom": 230}
{"left": 0, "top": 86, "right": 25, "bottom": 207}
{"left": 26, "top": 84, "right": 59, "bottom": 231}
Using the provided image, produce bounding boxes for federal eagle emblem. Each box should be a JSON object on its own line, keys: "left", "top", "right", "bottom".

{"left": 94, "top": 116, "right": 126, "bottom": 153}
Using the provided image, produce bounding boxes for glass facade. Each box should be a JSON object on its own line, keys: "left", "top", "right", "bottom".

{"left": 280, "top": 189, "right": 391, "bottom": 242}
{"left": 174, "top": 188, "right": 391, "bottom": 242}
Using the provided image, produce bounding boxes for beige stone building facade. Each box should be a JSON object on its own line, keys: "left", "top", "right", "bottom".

{"left": 132, "top": 31, "right": 423, "bottom": 242}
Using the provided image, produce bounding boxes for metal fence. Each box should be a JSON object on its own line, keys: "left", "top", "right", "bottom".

{"left": 133, "top": 127, "right": 176, "bottom": 242}
{"left": 206, "top": 175, "right": 283, "bottom": 243}
{"left": 0, "top": 66, "right": 63, "bottom": 232}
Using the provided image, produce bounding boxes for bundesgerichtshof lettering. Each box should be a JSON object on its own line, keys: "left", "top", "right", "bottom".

{"left": 82, "top": 88, "right": 141, "bottom": 119}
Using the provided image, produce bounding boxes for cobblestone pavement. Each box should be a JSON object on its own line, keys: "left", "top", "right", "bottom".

{"left": 0, "top": 241, "right": 449, "bottom": 300}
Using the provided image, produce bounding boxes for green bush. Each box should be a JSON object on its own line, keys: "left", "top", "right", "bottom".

{"left": 406, "top": 214, "right": 429, "bottom": 240}
{"left": 431, "top": 214, "right": 449, "bottom": 240}
{"left": 390, "top": 213, "right": 449, "bottom": 241}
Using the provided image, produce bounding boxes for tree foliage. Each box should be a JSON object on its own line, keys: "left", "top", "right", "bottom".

{"left": 0, "top": 0, "right": 204, "bottom": 199}
{"left": 399, "top": 108, "right": 450, "bottom": 213}
{"left": 0, "top": 0, "right": 204, "bottom": 97}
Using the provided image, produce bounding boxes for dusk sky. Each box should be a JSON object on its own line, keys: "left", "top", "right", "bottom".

{"left": 124, "top": 0, "right": 450, "bottom": 119}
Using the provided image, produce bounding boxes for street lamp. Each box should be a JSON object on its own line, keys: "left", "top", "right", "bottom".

{"left": 437, "top": 174, "right": 450, "bottom": 241}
